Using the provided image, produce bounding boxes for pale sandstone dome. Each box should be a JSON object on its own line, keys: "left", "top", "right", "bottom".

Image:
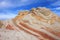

{"left": 0, "top": 7, "right": 60, "bottom": 40}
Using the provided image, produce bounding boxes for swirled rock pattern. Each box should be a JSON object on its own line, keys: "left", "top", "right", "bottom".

{"left": 0, "top": 7, "right": 60, "bottom": 40}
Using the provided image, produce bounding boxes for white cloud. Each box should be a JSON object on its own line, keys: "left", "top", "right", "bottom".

{"left": 0, "top": 10, "right": 18, "bottom": 20}
{"left": 51, "top": 1, "right": 60, "bottom": 7}
{"left": 0, "top": 13, "right": 17, "bottom": 20}
{"left": 0, "top": 1, "right": 12, "bottom": 8}
{"left": 53, "top": 11, "right": 60, "bottom": 16}
{"left": 52, "top": 7, "right": 60, "bottom": 16}
{"left": 0, "top": 0, "right": 39, "bottom": 8}
{"left": 0, "top": 0, "right": 60, "bottom": 19}
{"left": 55, "top": 7, "right": 60, "bottom": 10}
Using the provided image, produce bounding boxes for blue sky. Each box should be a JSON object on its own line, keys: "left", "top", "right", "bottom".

{"left": 0, "top": 0, "right": 60, "bottom": 20}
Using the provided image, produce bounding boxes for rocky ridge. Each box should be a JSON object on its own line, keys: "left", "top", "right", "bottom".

{"left": 0, "top": 7, "right": 60, "bottom": 40}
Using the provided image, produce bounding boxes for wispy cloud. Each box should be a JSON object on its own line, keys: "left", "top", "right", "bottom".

{"left": 0, "top": 0, "right": 40, "bottom": 20}
{"left": 0, "top": 13, "right": 17, "bottom": 20}
{"left": 0, "top": 0, "right": 60, "bottom": 20}
{"left": 51, "top": 0, "right": 60, "bottom": 7}
{"left": 0, "top": 0, "right": 39, "bottom": 9}
{"left": 48, "top": 0, "right": 60, "bottom": 16}
{"left": 55, "top": 7, "right": 60, "bottom": 10}
{"left": 52, "top": 7, "right": 60, "bottom": 16}
{"left": 0, "top": 9, "right": 18, "bottom": 20}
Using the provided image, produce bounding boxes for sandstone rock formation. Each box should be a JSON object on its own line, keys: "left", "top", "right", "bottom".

{"left": 0, "top": 7, "right": 60, "bottom": 40}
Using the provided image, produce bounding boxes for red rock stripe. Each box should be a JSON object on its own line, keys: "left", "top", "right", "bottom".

{"left": 43, "top": 27, "right": 60, "bottom": 37}
{"left": 6, "top": 24, "right": 14, "bottom": 30}
{"left": 15, "top": 24, "right": 42, "bottom": 40}
{"left": 19, "top": 21, "right": 55, "bottom": 40}
{"left": 12, "top": 21, "right": 43, "bottom": 40}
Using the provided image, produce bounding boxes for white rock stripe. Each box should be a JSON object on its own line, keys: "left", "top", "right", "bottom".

{"left": 1, "top": 20, "right": 39, "bottom": 40}
{"left": 38, "top": 29, "right": 60, "bottom": 40}
{"left": 16, "top": 21, "right": 45, "bottom": 40}
{"left": 12, "top": 20, "right": 40, "bottom": 40}
{"left": 22, "top": 13, "right": 60, "bottom": 38}
{"left": 20, "top": 13, "right": 60, "bottom": 40}
{"left": 19, "top": 21, "right": 56, "bottom": 40}
{"left": 32, "top": 10, "right": 49, "bottom": 19}
{"left": 25, "top": 22, "right": 60, "bottom": 39}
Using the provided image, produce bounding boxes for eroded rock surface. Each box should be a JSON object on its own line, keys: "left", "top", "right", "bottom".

{"left": 0, "top": 7, "right": 60, "bottom": 40}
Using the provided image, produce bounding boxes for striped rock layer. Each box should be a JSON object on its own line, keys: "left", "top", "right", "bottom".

{"left": 0, "top": 7, "right": 60, "bottom": 40}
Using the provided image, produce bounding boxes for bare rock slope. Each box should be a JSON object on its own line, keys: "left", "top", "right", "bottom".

{"left": 0, "top": 7, "right": 60, "bottom": 40}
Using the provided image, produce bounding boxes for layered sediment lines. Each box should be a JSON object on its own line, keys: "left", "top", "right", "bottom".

{"left": 0, "top": 7, "right": 60, "bottom": 40}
